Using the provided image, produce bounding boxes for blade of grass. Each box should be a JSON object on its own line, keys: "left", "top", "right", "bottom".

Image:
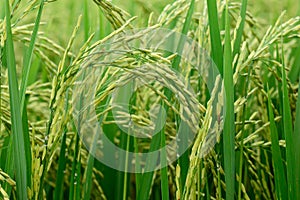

{"left": 267, "top": 85, "right": 288, "bottom": 200}
{"left": 20, "top": 0, "right": 44, "bottom": 112}
{"left": 0, "top": 134, "right": 9, "bottom": 170}
{"left": 223, "top": 1, "right": 235, "bottom": 200}
{"left": 232, "top": 0, "right": 247, "bottom": 60}
{"left": 172, "top": 0, "right": 195, "bottom": 71}
{"left": 294, "top": 78, "right": 300, "bottom": 199}
{"left": 18, "top": 2, "right": 45, "bottom": 186}
{"left": 21, "top": 96, "right": 31, "bottom": 187}
{"left": 281, "top": 40, "right": 296, "bottom": 200}
{"left": 3, "top": 136, "right": 14, "bottom": 196}
{"left": 237, "top": 66, "right": 252, "bottom": 200}
{"left": 5, "top": 0, "right": 28, "bottom": 199}
{"left": 275, "top": 44, "right": 284, "bottom": 139}
{"left": 206, "top": 0, "right": 223, "bottom": 76}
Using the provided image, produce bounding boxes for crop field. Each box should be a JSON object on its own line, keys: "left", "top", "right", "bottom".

{"left": 0, "top": 0, "right": 300, "bottom": 199}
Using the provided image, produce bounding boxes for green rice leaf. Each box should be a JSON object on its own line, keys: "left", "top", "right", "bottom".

{"left": 281, "top": 41, "right": 296, "bottom": 200}
{"left": 5, "top": 0, "right": 28, "bottom": 198}
{"left": 19, "top": 0, "right": 44, "bottom": 112}
{"left": 267, "top": 85, "right": 288, "bottom": 200}
{"left": 207, "top": 0, "right": 223, "bottom": 76}
{"left": 293, "top": 78, "right": 300, "bottom": 199}
{"left": 223, "top": 1, "right": 235, "bottom": 199}
{"left": 233, "top": 0, "right": 247, "bottom": 59}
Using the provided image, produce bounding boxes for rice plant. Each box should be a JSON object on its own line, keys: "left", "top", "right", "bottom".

{"left": 0, "top": 0, "right": 300, "bottom": 199}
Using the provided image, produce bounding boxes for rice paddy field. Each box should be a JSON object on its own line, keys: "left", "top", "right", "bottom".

{"left": 1, "top": 0, "right": 300, "bottom": 199}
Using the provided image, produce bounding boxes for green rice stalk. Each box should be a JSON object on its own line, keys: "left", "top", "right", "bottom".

{"left": 19, "top": 0, "right": 44, "bottom": 112}
{"left": 281, "top": 39, "right": 297, "bottom": 200}
{"left": 21, "top": 97, "right": 31, "bottom": 187}
{"left": 232, "top": 0, "right": 247, "bottom": 62}
{"left": 237, "top": 66, "right": 252, "bottom": 200}
{"left": 5, "top": 0, "right": 28, "bottom": 199}
{"left": 294, "top": 78, "right": 300, "bottom": 199}
{"left": 267, "top": 85, "right": 288, "bottom": 200}
{"left": 207, "top": 0, "right": 223, "bottom": 76}
{"left": 223, "top": 0, "right": 235, "bottom": 199}
{"left": 172, "top": 0, "right": 195, "bottom": 71}
{"left": 3, "top": 136, "right": 14, "bottom": 196}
